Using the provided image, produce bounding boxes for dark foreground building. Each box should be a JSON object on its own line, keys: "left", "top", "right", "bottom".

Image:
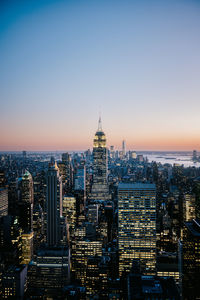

{"left": 26, "top": 247, "right": 70, "bottom": 299}
{"left": 2, "top": 265, "right": 27, "bottom": 299}
{"left": 182, "top": 219, "right": 200, "bottom": 299}
{"left": 127, "top": 273, "right": 180, "bottom": 300}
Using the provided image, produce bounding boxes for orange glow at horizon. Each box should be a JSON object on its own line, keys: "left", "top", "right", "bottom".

{"left": 1, "top": 132, "right": 200, "bottom": 152}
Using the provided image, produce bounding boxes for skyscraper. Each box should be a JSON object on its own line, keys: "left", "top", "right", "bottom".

{"left": 74, "top": 164, "right": 85, "bottom": 191}
{"left": 18, "top": 170, "right": 34, "bottom": 232}
{"left": 74, "top": 163, "right": 86, "bottom": 218}
{"left": 122, "top": 140, "right": 126, "bottom": 157}
{"left": 21, "top": 231, "right": 34, "bottom": 264}
{"left": 46, "top": 162, "right": 62, "bottom": 247}
{"left": 62, "top": 196, "right": 76, "bottom": 239}
{"left": 2, "top": 265, "right": 27, "bottom": 299}
{"left": 193, "top": 150, "right": 198, "bottom": 161}
{"left": 17, "top": 170, "right": 34, "bottom": 265}
{"left": 0, "top": 188, "right": 8, "bottom": 217}
{"left": 118, "top": 183, "right": 156, "bottom": 276}
{"left": 27, "top": 248, "right": 70, "bottom": 298}
{"left": 182, "top": 219, "right": 200, "bottom": 299}
{"left": 71, "top": 239, "right": 102, "bottom": 285}
{"left": 91, "top": 118, "right": 109, "bottom": 201}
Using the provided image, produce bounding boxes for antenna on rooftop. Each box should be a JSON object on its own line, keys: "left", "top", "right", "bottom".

{"left": 98, "top": 110, "right": 102, "bottom": 131}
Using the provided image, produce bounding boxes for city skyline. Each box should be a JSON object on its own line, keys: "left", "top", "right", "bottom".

{"left": 1, "top": 0, "right": 200, "bottom": 151}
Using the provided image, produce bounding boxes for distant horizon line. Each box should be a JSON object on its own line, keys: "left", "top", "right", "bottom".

{"left": 0, "top": 150, "right": 197, "bottom": 153}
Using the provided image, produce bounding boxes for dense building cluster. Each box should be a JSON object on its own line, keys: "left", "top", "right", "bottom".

{"left": 0, "top": 120, "right": 200, "bottom": 299}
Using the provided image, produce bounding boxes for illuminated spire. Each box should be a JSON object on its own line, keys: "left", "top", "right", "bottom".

{"left": 98, "top": 115, "right": 102, "bottom": 132}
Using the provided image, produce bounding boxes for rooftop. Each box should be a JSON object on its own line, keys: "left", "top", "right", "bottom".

{"left": 118, "top": 183, "right": 156, "bottom": 190}
{"left": 185, "top": 219, "right": 200, "bottom": 237}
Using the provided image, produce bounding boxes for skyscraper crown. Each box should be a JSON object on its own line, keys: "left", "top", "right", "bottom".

{"left": 98, "top": 116, "right": 102, "bottom": 132}
{"left": 94, "top": 117, "right": 106, "bottom": 148}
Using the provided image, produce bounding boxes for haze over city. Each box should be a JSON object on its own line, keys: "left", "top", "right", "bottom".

{"left": 1, "top": 0, "right": 200, "bottom": 151}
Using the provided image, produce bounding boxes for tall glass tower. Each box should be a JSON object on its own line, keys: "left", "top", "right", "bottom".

{"left": 18, "top": 170, "right": 34, "bottom": 232}
{"left": 18, "top": 171, "right": 34, "bottom": 264}
{"left": 91, "top": 118, "right": 109, "bottom": 201}
{"left": 46, "top": 162, "right": 62, "bottom": 247}
{"left": 118, "top": 183, "right": 156, "bottom": 276}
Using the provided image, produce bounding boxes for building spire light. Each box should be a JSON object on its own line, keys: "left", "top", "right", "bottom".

{"left": 98, "top": 115, "right": 102, "bottom": 132}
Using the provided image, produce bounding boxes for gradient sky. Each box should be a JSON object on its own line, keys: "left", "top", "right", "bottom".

{"left": 1, "top": 0, "right": 200, "bottom": 151}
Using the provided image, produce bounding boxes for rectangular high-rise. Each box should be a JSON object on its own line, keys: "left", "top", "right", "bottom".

{"left": 0, "top": 188, "right": 8, "bottom": 217}
{"left": 46, "top": 162, "right": 62, "bottom": 247}
{"left": 90, "top": 118, "right": 109, "bottom": 201}
{"left": 182, "top": 219, "right": 200, "bottom": 299}
{"left": 27, "top": 248, "right": 70, "bottom": 298}
{"left": 18, "top": 170, "right": 34, "bottom": 233}
{"left": 74, "top": 165, "right": 85, "bottom": 191}
{"left": 118, "top": 183, "right": 156, "bottom": 276}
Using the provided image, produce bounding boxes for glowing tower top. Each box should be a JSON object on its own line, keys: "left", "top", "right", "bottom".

{"left": 91, "top": 117, "right": 109, "bottom": 201}
{"left": 93, "top": 117, "right": 106, "bottom": 148}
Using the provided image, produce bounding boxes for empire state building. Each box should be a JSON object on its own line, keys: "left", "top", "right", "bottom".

{"left": 90, "top": 118, "right": 109, "bottom": 201}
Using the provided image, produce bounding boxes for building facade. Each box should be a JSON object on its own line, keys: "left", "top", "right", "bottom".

{"left": 18, "top": 171, "right": 34, "bottom": 233}
{"left": 118, "top": 183, "right": 156, "bottom": 276}
{"left": 91, "top": 118, "right": 109, "bottom": 201}
{"left": 46, "top": 162, "right": 62, "bottom": 247}
{"left": 182, "top": 219, "right": 200, "bottom": 299}
{"left": 0, "top": 188, "right": 8, "bottom": 217}
{"left": 27, "top": 248, "right": 70, "bottom": 298}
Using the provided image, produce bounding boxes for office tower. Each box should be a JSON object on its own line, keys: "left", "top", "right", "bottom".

{"left": 27, "top": 162, "right": 69, "bottom": 299}
{"left": 129, "top": 151, "right": 137, "bottom": 160}
{"left": 0, "top": 188, "right": 8, "bottom": 217}
{"left": 91, "top": 117, "right": 109, "bottom": 201}
{"left": 118, "top": 151, "right": 123, "bottom": 160}
{"left": 17, "top": 171, "right": 34, "bottom": 265}
{"left": 75, "top": 164, "right": 86, "bottom": 191}
{"left": 60, "top": 216, "right": 68, "bottom": 246}
{"left": 22, "top": 150, "right": 27, "bottom": 159}
{"left": 74, "top": 164, "right": 86, "bottom": 216}
{"left": 84, "top": 149, "right": 92, "bottom": 167}
{"left": 118, "top": 183, "right": 156, "bottom": 276}
{"left": 18, "top": 170, "right": 34, "bottom": 232}
{"left": 46, "top": 162, "right": 62, "bottom": 247}
{"left": 87, "top": 204, "right": 99, "bottom": 224}
{"left": 62, "top": 196, "right": 76, "bottom": 238}
{"left": 75, "top": 190, "right": 86, "bottom": 222}
{"left": 21, "top": 170, "right": 34, "bottom": 204}
{"left": 127, "top": 273, "right": 180, "bottom": 300}
{"left": 33, "top": 203, "right": 44, "bottom": 251}
{"left": 97, "top": 216, "right": 108, "bottom": 246}
{"left": 182, "top": 219, "right": 200, "bottom": 299}
{"left": 193, "top": 150, "right": 197, "bottom": 161}
{"left": 58, "top": 152, "right": 72, "bottom": 191}
{"left": 137, "top": 154, "right": 144, "bottom": 162}
{"left": 71, "top": 239, "right": 102, "bottom": 285}
{"left": 8, "top": 180, "right": 18, "bottom": 216}
{"left": 122, "top": 140, "right": 126, "bottom": 157}
{"left": 27, "top": 248, "right": 70, "bottom": 298}
{"left": 183, "top": 194, "right": 196, "bottom": 222}
{"left": 0, "top": 215, "right": 22, "bottom": 265}
{"left": 110, "top": 145, "right": 115, "bottom": 159}
{"left": 21, "top": 231, "right": 34, "bottom": 264}
{"left": 2, "top": 265, "right": 27, "bottom": 300}
{"left": 33, "top": 170, "right": 46, "bottom": 210}
{"left": 85, "top": 256, "right": 109, "bottom": 298}
{"left": 156, "top": 253, "right": 180, "bottom": 285}
{"left": 105, "top": 202, "right": 114, "bottom": 243}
